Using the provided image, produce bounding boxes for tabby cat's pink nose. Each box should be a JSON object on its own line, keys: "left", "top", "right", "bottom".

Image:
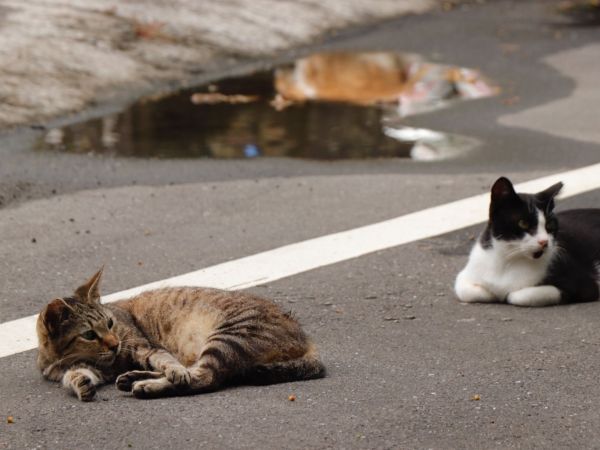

{"left": 103, "top": 334, "right": 119, "bottom": 351}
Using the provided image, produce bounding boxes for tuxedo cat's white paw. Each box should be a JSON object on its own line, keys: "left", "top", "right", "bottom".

{"left": 165, "top": 366, "right": 191, "bottom": 386}
{"left": 506, "top": 286, "right": 561, "bottom": 307}
{"left": 455, "top": 279, "right": 497, "bottom": 303}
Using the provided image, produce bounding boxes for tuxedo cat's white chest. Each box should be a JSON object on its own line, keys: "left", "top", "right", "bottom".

{"left": 456, "top": 242, "right": 551, "bottom": 301}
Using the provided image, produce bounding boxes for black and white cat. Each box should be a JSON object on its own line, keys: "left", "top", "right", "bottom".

{"left": 455, "top": 177, "right": 600, "bottom": 306}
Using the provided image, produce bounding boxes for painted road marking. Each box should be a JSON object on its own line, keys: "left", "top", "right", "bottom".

{"left": 2, "top": 163, "right": 600, "bottom": 359}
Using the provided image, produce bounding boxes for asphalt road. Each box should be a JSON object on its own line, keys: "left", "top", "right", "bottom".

{"left": 2, "top": 1, "right": 600, "bottom": 448}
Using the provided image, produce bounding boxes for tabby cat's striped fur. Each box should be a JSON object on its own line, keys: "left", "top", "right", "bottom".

{"left": 36, "top": 269, "right": 325, "bottom": 401}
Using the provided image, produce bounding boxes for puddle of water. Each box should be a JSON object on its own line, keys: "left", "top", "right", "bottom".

{"left": 37, "top": 51, "right": 497, "bottom": 161}
{"left": 558, "top": 1, "right": 600, "bottom": 26}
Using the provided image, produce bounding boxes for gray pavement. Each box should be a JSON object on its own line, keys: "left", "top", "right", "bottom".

{"left": 2, "top": 1, "right": 600, "bottom": 448}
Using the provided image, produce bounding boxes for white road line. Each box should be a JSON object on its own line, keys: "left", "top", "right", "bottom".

{"left": 2, "top": 163, "right": 600, "bottom": 359}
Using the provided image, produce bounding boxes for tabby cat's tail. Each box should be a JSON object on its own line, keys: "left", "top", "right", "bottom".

{"left": 242, "top": 345, "right": 326, "bottom": 385}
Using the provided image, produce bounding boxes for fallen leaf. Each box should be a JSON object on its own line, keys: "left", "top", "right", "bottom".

{"left": 132, "top": 20, "right": 168, "bottom": 40}
{"left": 288, "top": 394, "right": 296, "bottom": 402}
{"left": 7, "top": 416, "right": 14, "bottom": 424}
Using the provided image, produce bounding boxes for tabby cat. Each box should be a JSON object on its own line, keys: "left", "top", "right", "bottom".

{"left": 455, "top": 177, "right": 600, "bottom": 306}
{"left": 36, "top": 269, "right": 325, "bottom": 401}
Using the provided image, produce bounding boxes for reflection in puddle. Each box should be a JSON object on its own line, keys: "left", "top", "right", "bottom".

{"left": 273, "top": 52, "right": 497, "bottom": 116}
{"left": 383, "top": 126, "right": 480, "bottom": 161}
{"left": 38, "top": 51, "right": 498, "bottom": 161}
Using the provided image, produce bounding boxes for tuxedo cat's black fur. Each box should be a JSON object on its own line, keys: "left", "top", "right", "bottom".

{"left": 544, "top": 209, "right": 600, "bottom": 302}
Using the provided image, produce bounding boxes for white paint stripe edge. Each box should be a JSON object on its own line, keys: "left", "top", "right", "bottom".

{"left": 2, "top": 163, "right": 600, "bottom": 359}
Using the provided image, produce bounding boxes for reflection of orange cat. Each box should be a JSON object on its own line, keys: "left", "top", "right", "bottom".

{"left": 275, "top": 52, "right": 410, "bottom": 104}
{"left": 274, "top": 52, "right": 498, "bottom": 113}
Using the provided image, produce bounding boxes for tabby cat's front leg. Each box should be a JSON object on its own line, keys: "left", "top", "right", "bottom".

{"left": 117, "top": 347, "right": 190, "bottom": 398}
{"left": 60, "top": 365, "right": 106, "bottom": 402}
{"left": 140, "top": 348, "right": 190, "bottom": 386}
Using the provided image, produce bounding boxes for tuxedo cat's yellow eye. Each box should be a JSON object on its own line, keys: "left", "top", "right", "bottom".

{"left": 518, "top": 219, "right": 529, "bottom": 230}
{"left": 82, "top": 330, "right": 97, "bottom": 340}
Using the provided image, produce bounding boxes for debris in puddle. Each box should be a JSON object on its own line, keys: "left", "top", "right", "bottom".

{"left": 37, "top": 51, "right": 498, "bottom": 161}
{"left": 190, "top": 93, "right": 259, "bottom": 105}
{"left": 243, "top": 144, "right": 260, "bottom": 158}
{"left": 270, "top": 94, "right": 294, "bottom": 111}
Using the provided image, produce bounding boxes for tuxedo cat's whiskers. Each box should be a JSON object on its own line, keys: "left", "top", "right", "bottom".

{"left": 553, "top": 244, "right": 567, "bottom": 261}
{"left": 455, "top": 177, "right": 600, "bottom": 307}
{"left": 504, "top": 247, "right": 527, "bottom": 261}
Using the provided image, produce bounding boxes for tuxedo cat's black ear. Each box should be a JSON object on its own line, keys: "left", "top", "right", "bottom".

{"left": 74, "top": 267, "right": 103, "bottom": 304}
{"left": 536, "top": 182, "right": 563, "bottom": 211}
{"left": 41, "top": 299, "right": 72, "bottom": 337}
{"left": 491, "top": 177, "right": 517, "bottom": 203}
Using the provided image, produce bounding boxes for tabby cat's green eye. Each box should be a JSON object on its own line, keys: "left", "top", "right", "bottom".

{"left": 107, "top": 318, "right": 114, "bottom": 329}
{"left": 518, "top": 219, "right": 529, "bottom": 230}
{"left": 81, "top": 330, "right": 97, "bottom": 340}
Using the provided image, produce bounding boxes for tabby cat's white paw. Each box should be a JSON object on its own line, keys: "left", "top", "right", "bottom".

{"left": 73, "top": 374, "right": 96, "bottom": 402}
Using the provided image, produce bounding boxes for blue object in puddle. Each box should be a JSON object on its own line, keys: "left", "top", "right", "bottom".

{"left": 243, "top": 144, "right": 260, "bottom": 158}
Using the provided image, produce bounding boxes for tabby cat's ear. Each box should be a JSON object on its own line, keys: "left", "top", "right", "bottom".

{"left": 491, "top": 177, "right": 517, "bottom": 203}
{"left": 41, "top": 299, "right": 72, "bottom": 337}
{"left": 536, "top": 182, "right": 563, "bottom": 212}
{"left": 74, "top": 267, "right": 103, "bottom": 304}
